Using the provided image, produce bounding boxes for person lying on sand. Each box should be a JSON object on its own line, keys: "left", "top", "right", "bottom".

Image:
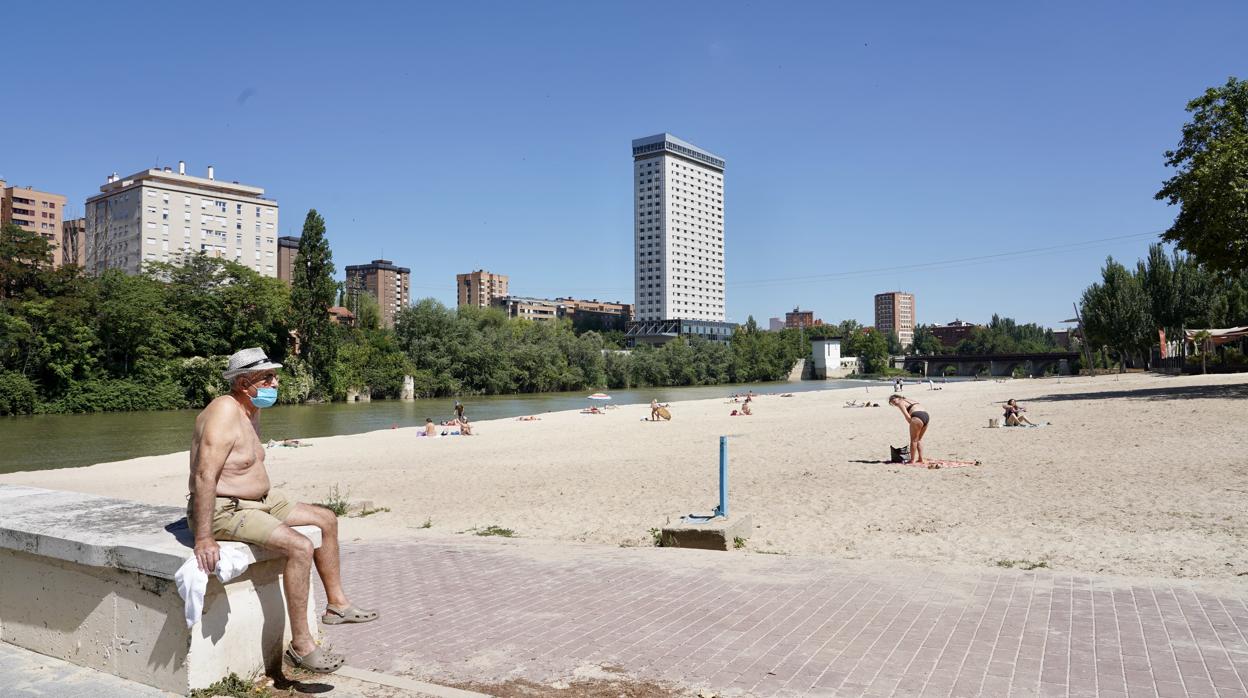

{"left": 888, "top": 394, "right": 930, "bottom": 466}
{"left": 780, "top": 393, "right": 794, "bottom": 397}
{"left": 1002, "top": 399, "right": 1038, "bottom": 426}
{"left": 581, "top": 406, "right": 603, "bottom": 415}
{"left": 516, "top": 415, "right": 541, "bottom": 421}
{"left": 844, "top": 400, "right": 880, "bottom": 408}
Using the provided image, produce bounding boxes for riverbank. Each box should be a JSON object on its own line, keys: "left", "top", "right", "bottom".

{"left": 4, "top": 372, "right": 1245, "bottom": 581}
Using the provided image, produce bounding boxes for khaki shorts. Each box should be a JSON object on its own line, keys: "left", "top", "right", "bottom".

{"left": 187, "top": 489, "right": 296, "bottom": 545}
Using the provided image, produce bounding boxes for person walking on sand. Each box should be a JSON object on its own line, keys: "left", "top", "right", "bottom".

{"left": 454, "top": 400, "right": 465, "bottom": 421}
{"left": 888, "top": 393, "right": 930, "bottom": 466}
{"left": 188, "top": 348, "right": 378, "bottom": 675}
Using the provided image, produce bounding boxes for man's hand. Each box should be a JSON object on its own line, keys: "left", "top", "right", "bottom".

{"left": 194, "top": 538, "right": 221, "bottom": 574}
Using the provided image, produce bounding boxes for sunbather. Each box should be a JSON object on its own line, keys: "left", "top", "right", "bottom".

{"left": 423, "top": 418, "right": 437, "bottom": 437}
{"left": 1002, "top": 399, "right": 1037, "bottom": 426}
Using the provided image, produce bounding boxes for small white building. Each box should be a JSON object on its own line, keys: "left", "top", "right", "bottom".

{"left": 811, "top": 338, "right": 859, "bottom": 378}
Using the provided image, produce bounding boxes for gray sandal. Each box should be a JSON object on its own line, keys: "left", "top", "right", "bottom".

{"left": 322, "top": 604, "right": 380, "bottom": 625}
{"left": 284, "top": 644, "right": 345, "bottom": 673}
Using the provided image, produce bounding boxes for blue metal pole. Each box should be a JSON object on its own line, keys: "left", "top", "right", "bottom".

{"left": 717, "top": 435, "right": 728, "bottom": 518}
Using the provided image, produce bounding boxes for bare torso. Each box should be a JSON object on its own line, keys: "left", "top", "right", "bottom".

{"left": 188, "top": 395, "right": 270, "bottom": 499}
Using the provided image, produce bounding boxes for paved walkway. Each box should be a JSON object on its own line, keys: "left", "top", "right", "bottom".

{"left": 318, "top": 538, "right": 1248, "bottom": 697}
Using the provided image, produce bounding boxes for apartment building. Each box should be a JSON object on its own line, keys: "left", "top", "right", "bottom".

{"left": 345, "top": 259, "right": 411, "bottom": 329}
{"left": 84, "top": 162, "right": 279, "bottom": 276}
{"left": 2, "top": 179, "right": 68, "bottom": 267}
{"left": 930, "top": 319, "right": 977, "bottom": 347}
{"left": 457, "top": 270, "right": 509, "bottom": 308}
{"left": 277, "top": 236, "right": 300, "bottom": 284}
{"left": 62, "top": 218, "right": 86, "bottom": 267}
{"left": 785, "top": 307, "right": 821, "bottom": 329}
{"left": 874, "top": 291, "right": 917, "bottom": 348}
{"left": 494, "top": 296, "right": 563, "bottom": 322}
{"left": 555, "top": 297, "right": 633, "bottom": 332}
{"left": 631, "top": 133, "right": 726, "bottom": 324}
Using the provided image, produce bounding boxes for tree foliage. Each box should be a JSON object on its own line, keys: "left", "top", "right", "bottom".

{"left": 1080, "top": 244, "right": 1248, "bottom": 369}
{"left": 1156, "top": 77, "right": 1248, "bottom": 274}
{"left": 290, "top": 210, "right": 339, "bottom": 398}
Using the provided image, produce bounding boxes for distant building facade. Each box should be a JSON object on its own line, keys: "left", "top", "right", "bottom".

{"left": 557, "top": 297, "right": 633, "bottom": 332}
{"left": 627, "top": 133, "right": 732, "bottom": 345}
{"left": 345, "top": 259, "right": 411, "bottom": 329}
{"left": 494, "top": 296, "right": 563, "bottom": 322}
{"left": 62, "top": 217, "right": 87, "bottom": 268}
{"left": 277, "top": 236, "right": 300, "bottom": 284}
{"left": 930, "top": 319, "right": 977, "bottom": 347}
{"left": 874, "top": 291, "right": 916, "bottom": 348}
{"left": 85, "top": 163, "right": 279, "bottom": 276}
{"left": 2, "top": 179, "right": 68, "bottom": 267}
{"left": 457, "top": 270, "right": 509, "bottom": 308}
{"left": 785, "top": 307, "right": 821, "bottom": 329}
{"left": 768, "top": 317, "right": 785, "bottom": 332}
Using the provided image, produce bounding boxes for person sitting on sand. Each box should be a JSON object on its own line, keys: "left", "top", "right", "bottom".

{"left": 457, "top": 417, "right": 473, "bottom": 435}
{"left": 1002, "top": 399, "right": 1037, "bottom": 426}
{"left": 423, "top": 418, "right": 437, "bottom": 437}
{"left": 740, "top": 399, "right": 753, "bottom": 416}
{"left": 650, "top": 399, "right": 661, "bottom": 421}
{"left": 888, "top": 394, "right": 930, "bottom": 466}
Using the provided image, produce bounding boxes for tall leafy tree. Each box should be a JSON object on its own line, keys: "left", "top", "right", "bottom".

{"left": 290, "top": 210, "right": 339, "bottom": 396}
{"left": 1156, "top": 77, "right": 1248, "bottom": 273}
{"left": 1080, "top": 257, "right": 1153, "bottom": 368}
{"left": 0, "top": 223, "right": 54, "bottom": 299}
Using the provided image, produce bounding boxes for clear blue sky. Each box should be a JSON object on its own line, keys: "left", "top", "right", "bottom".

{"left": 5, "top": 2, "right": 1245, "bottom": 328}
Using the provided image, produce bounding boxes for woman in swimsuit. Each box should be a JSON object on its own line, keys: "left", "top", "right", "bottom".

{"left": 888, "top": 394, "right": 930, "bottom": 465}
{"left": 1002, "top": 399, "right": 1036, "bottom": 426}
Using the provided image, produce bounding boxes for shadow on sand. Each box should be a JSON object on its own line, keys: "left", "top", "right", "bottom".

{"left": 1029, "top": 378, "right": 1248, "bottom": 403}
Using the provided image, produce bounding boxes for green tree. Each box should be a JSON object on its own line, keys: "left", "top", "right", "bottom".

{"left": 910, "top": 325, "right": 944, "bottom": 355}
{"left": 290, "top": 210, "right": 339, "bottom": 398}
{"left": 1156, "top": 77, "right": 1248, "bottom": 273}
{"left": 0, "top": 223, "right": 54, "bottom": 299}
{"left": 1080, "top": 257, "right": 1153, "bottom": 369}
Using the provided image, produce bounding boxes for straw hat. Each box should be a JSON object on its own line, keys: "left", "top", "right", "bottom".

{"left": 222, "top": 347, "right": 282, "bottom": 381}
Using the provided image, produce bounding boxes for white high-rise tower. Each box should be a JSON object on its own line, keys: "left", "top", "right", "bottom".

{"left": 632, "top": 133, "right": 725, "bottom": 324}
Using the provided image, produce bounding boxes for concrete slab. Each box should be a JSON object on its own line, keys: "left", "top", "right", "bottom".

{"left": 0, "top": 640, "right": 176, "bottom": 697}
{"left": 0, "top": 484, "right": 321, "bottom": 579}
{"left": 660, "top": 513, "right": 753, "bottom": 550}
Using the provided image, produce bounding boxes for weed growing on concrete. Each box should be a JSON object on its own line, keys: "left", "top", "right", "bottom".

{"left": 649, "top": 527, "right": 663, "bottom": 546}
{"left": 420, "top": 517, "right": 433, "bottom": 529}
{"left": 315, "top": 485, "right": 351, "bottom": 516}
{"left": 356, "top": 506, "right": 390, "bottom": 517}
{"left": 189, "top": 673, "right": 271, "bottom": 698}
{"left": 733, "top": 536, "right": 747, "bottom": 549}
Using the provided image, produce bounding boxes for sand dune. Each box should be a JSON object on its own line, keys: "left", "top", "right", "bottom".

{"left": 5, "top": 371, "right": 1246, "bottom": 582}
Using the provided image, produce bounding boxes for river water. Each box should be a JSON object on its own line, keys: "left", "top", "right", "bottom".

{"left": 0, "top": 379, "right": 885, "bottom": 474}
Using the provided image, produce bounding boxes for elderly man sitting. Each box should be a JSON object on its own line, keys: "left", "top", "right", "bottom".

{"left": 186, "top": 348, "right": 378, "bottom": 674}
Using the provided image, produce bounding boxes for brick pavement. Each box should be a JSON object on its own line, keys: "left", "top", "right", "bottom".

{"left": 316, "top": 538, "right": 1248, "bottom": 697}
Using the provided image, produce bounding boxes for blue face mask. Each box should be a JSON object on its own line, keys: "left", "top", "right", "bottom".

{"left": 250, "top": 387, "right": 278, "bottom": 409}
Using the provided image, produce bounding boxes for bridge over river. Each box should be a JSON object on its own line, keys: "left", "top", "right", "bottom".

{"left": 896, "top": 352, "right": 1079, "bottom": 377}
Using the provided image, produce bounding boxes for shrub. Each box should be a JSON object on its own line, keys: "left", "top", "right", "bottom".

{"left": 41, "top": 379, "right": 185, "bottom": 414}
{"left": 0, "top": 371, "right": 38, "bottom": 416}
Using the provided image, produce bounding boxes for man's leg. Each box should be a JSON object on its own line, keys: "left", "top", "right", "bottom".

{"left": 284, "top": 503, "right": 350, "bottom": 610}
{"left": 264, "top": 524, "right": 319, "bottom": 656}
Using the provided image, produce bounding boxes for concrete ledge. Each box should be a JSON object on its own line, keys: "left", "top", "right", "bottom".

{"left": 660, "top": 514, "right": 753, "bottom": 551}
{"left": 0, "top": 484, "right": 321, "bottom": 694}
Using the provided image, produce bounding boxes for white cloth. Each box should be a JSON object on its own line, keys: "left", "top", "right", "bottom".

{"left": 174, "top": 546, "right": 253, "bottom": 628}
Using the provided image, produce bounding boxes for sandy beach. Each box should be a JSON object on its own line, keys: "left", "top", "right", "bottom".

{"left": 4, "top": 372, "right": 1246, "bottom": 582}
